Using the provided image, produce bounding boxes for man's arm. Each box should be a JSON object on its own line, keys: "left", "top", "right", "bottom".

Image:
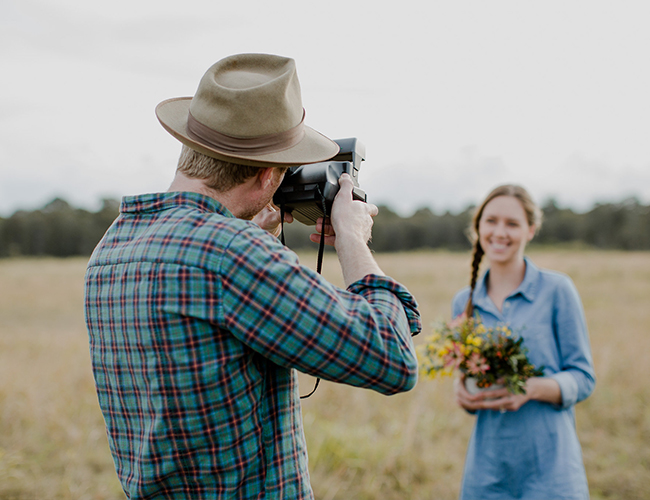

{"left": 219, "top": 219, "right": 420, "bottom": 395}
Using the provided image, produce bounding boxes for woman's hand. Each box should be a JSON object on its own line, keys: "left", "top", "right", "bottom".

{"left": 454, "top": 375, "right": 561, "bottom": 412}
{"left": 454, "top": 375, "right": 530, "bottom": 413}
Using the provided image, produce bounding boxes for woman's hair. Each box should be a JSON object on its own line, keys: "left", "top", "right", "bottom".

{"left": 177, "top": 145, "right": 262, "bottom": 192}
{"left": 464, "top": 184, "right": 543, "bottom": 318}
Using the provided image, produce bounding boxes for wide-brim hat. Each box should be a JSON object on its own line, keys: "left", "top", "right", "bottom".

{"left": 156, "top": 53, "right": 339, "bottom": 167}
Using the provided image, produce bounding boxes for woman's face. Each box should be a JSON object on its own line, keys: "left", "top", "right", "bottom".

{"left": 478, "top": 195, "right": 536, "bottom": 265}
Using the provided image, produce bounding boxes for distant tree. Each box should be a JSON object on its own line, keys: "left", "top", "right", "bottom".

{"left": 0, "top": 197, "right": 119, "bottom": 257}
{"left": 0, "top": 196, "right": 649, "bottom": 258}
{"left": 583, "top": 198, "right": 650, "bottom": 250}
{"left": 536, "top": 198, "right": 584, "bottom": 245}
{"left": 81, "top": 199, "right": 121, "bottom": 254}
{"left": 369, "top": 205, "right": 471, "bottom": 252}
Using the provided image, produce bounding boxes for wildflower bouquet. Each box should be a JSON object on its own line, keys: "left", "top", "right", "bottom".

{"left": 417, "top": 316, "right": 544, "bottom": 395}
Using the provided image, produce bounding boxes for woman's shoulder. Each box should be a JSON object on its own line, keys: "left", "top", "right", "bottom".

{"left": 537, "top": 265, "right": 571, "bottom": 281}
{"left": 529, "top": 261, "right": 582, "bottom": 305}
{"left": 535, "top": 265, "right": 576, "bottom": 291}
{"left": 453, "top": 285, "right": 471, "bottom": 301}
{"left": 451, "top": 286, "right": 471, "bottom": 316}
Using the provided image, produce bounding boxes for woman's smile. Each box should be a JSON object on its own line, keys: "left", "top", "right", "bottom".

{"left": 478, "top": 195, "right": 535, "bottom": 265}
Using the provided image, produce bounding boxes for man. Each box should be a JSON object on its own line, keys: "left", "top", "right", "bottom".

{"left": 85, "top": 53, "right": 420, "bottom": 499}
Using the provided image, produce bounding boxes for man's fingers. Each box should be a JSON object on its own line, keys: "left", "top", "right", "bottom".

{"left": 337, "top": 173, "right": 354, "bottom": 198}
{"left": 315, "top": 218, "right": 334, "bottom": 235}
{"left": 309, "top": 233, "right": 336, "bottom": 246}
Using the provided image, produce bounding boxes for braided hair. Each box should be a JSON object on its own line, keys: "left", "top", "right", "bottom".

{"left": 464, "top": 185, "right": 543, "bottom": 318}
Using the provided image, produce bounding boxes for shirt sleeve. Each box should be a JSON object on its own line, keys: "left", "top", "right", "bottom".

{"left": 217, "top": 226, "right": 420, "bottom": 396}
{"left": 549, "top": 276, "right": 596, "bottom": 409}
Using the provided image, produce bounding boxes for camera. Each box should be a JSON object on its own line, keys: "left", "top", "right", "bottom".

{"left": 273, "top": 137, "right": 367, "bottom": 225}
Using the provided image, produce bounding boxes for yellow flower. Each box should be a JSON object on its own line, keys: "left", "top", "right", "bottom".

{"left": 466, "top": 334, "right": 483, "bottom": 347}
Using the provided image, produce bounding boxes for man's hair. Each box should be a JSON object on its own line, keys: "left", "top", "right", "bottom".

{"left": 177, "top": 145, "right": 261, "bottom": 192}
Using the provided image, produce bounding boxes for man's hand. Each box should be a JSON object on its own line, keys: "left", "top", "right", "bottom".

{"left": 309, "top": 173, "right": 378, "bottom": 249}
{"left": 253, "top": 203, "right": 293, "bottom": 237}
{"left": 310, "top": 173, "right": 382, "bottom": 286}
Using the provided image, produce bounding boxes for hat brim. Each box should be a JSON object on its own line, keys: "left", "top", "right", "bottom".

{"left": 156, "top": 97, "right": 340, "bottom": 167}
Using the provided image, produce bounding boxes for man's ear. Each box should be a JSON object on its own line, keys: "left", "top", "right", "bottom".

{"left": 256, "top": 167, "right": 276, "bottom": 190}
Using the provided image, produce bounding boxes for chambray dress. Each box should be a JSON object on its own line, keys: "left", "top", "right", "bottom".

{"left": 451, "top": 258, "right": 596, "bottom": 500}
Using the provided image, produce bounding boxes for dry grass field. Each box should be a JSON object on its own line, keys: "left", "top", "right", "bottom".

{"left": 0, "top": 250, "right": 648, "bottom": 499}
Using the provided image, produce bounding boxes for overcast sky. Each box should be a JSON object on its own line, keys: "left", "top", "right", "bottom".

{"left": 2, "top": 0, "right": 649, "bottom": 216}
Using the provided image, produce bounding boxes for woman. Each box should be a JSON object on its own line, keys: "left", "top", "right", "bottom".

{"left": 452, "top": 184, "right": 596, "bottom": 499}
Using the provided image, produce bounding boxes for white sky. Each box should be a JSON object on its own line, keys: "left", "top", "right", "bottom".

{"left": 1, "top": 0, "right": 649, "bottom": 216}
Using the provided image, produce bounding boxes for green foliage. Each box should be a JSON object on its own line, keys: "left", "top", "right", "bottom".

{"left": 1, "top": 196, "right": 649, "bottom": 257}
{"left": 0, "top": 198, "right": 119, "bottom": 257}
{"left": 536, "top": 197, "right": 650, "bottom": 250}
{"left": 370, "top": 206, "right": 473, "bottom": 252}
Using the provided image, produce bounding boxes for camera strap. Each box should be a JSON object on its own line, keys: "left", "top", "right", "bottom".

{"left": 278, "top": 188, "right": 328, "bottom": 399}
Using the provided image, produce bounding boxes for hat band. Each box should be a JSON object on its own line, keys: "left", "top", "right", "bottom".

{"left": 187, "top": 110, "right": 306, "bottom": 156}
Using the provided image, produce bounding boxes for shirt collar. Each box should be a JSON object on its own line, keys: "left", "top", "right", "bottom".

{"left": 120, "top": 191, "right": 234, "bottom": 218}
{"left": 474, "top": 256, "right": 540, "bottom": 305}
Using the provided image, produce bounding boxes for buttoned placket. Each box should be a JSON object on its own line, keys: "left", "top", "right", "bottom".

{"left": 501, "top": 299, "right": 512, "bottom": 320}
{"left": 474, "top": 292, "right": 521, "bottom": 325}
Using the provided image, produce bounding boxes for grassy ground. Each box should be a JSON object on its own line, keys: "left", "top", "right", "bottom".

{"left": 0, "top": 250, "right": 648, "bottom": 499}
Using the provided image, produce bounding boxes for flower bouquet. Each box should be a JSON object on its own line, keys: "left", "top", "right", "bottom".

{"left": 417, "top": 315, "right": 544, "bottom": 395}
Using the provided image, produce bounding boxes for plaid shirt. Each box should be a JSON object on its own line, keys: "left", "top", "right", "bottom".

{"left": 85, "top": 192, "right": 420, "bottom": 499}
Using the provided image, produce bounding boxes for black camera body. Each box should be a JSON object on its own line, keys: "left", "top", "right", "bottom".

{"left": 273, "top": 137, "right": 367, "bottom": 225}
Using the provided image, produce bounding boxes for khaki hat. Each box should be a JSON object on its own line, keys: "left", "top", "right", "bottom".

{"left": 156, "top": 53, "right": 339, "bottom": 167}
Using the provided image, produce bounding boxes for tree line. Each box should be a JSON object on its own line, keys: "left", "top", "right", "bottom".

{"left": 1, "top": 196, "right": 649, "bottom": 258}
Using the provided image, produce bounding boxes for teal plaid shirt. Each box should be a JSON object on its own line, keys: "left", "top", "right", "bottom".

{"left": 85, "top": 192, "right": 420, "bottom": 499}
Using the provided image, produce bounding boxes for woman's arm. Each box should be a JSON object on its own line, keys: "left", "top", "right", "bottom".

{"left": 548, "top": 276, "right": 596, "bottom": 408}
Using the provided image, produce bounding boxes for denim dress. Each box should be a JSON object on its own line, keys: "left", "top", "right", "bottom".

{"left": 452, "top": 258, "right": 596, "bottom": 500}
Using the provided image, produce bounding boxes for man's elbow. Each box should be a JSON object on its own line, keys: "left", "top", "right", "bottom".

{"left": 381, "top": 357, "right": 419, "bottom": 395}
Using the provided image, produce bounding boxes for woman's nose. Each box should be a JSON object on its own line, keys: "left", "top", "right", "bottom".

{"left": 493, "top": 222, "right": 507, "bottom": 236}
